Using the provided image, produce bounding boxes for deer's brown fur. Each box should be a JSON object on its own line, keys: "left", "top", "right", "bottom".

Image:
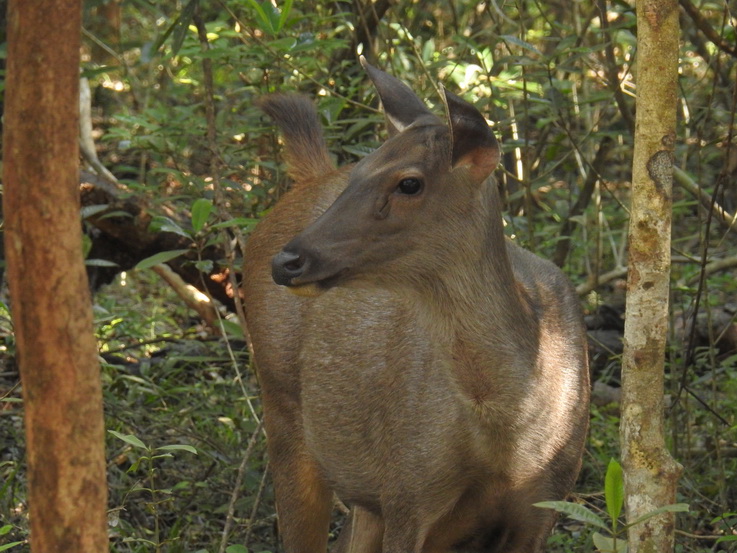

{"left": 243, "top": 60, "right": 590, "bottom": 553}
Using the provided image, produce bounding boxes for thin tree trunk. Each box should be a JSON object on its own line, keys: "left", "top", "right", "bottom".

{"left": 620, "top": 1, "right": 682, "bottom": 552}
{"left": 3, "top": 1, "right": 109, "bottom": 551}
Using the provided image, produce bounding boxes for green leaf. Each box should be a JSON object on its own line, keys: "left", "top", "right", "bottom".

{"left": 225, "top": 545, "right": 249, "bottom": 553}
{"left": 149, "top": 215, "right": 192, "bottom": 239}
{"left": 210, "top": 217, "right": 258, "bottom": 230}
{"left": 593, "top": 532, "right": 627, "bottom": 553}
{"left": 195, "top": 259, "right": 214, "bottom": 273}
{"left": 711, "top": 512, "right": 737, "bottom": 524}
{"left": 0, "top": 525, "right": 11, "bottom": 536}
{"left": 152, "top": 0, "right": 198, "bottom": 55}
{"left": 220, "top": 319, "right": 244, "bottom": 339}
{"left": 422, "top": 38, "right": 436, "bottom": 62}
{"left": 82, "top": 233, "right": 93, "bottom": 258}
{"left": 98, "top": 210, "right": 134, "bottom": 221}
{"left": 243, "top": 0, "right": 292, "bottom": 35}
{"left": 605, "top": 459, "right": 625, "bottom": 527}
{"left": 172, "top": 0, "right": 198, "bottom": 55}
{"left": 262, "top": 1, "right": 282, "bottom": 32}
{"left": 81, "top": 204, "right": 111, "bottom": 219}
{"left": 277, "top": 0, "right": 294, "bottom": 30}
{"left": 501, "top": 35, "right": 542, "bottom": 55}
{"left": 269, "top": 36, "right": 298, "bottom": 53}
{"left": 85, "top": 259, "right": 120, "bottom": 268}
{"left": 534, "top": 501, "right": 609, "bottom": 531}
{"left": 152, "top": 453, "right": 175, "bottom": 461}
{"left": 244, "top": 0, "right": 275, "bottom": 34}
{"left": 157, "top": 444, "right": 198, "bottom": 455}
{"left": 342, "top": 144, "right": 375, "bottom": 158}
{"left": 0, "top": 541, "right": 25, "bottom": 552}
{"left": 129, "top": 458, "right": 143, "bottom": 473}
{"left": 716, "top": 536, "right": 737, "bottom": 543}
{"left": 191, "top": 198, "right": 213, "bottom": 233}
{"left": 108, "top": 430, "right": 147, "bottom": 450}
{"left": 625, "top": 503, "right": 689, "bottom": 528}
{"left": 135, "top": 249, "right": 190, "bottom": 271}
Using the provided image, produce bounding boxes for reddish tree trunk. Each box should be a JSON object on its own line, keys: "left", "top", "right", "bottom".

{"left": 3, "top": 1, "right": 109, "bottom": 551}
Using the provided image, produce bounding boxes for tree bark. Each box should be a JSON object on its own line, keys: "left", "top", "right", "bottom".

{"left": 3, "top": 1, "right": 109, "bottom": 551}
{"left": 620, "top": 1, "right": 682, "bottom": 552}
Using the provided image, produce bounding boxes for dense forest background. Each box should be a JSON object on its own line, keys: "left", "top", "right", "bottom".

{"left": 1, "top": 0, "right": 736, "bottom": 551}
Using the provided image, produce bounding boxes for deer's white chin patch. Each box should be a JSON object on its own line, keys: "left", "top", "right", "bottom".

{"left": 285, "top": 282, "right": 325, "bottom": 298}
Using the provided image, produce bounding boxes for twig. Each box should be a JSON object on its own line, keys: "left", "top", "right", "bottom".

{"left": 79, "top": 76, "right": 123, "bottom": 195}
{"left": 578, "top": 254, "right": 737, "bottom": 296}
{"left": 552, "top": 136, "right": 614, "bottom": 267}
{"left": 675, "top": 166, "right": 737, "bottom": 232}
{"left": 576, "top": 266, "right": 628, "bottom": 296}
{"left": 218, "top": 419, "right": 264, "bottom": 553}
{"left": 488, "top": 0, "right": 517, "bottom": 27}
{"left": 243, "top": 461, "right": 270, "bottom": 546}
{"left": 350, "top": 0, "right": 393, "bottom": 61}
{"left": 0, "top": 380, "right": 21, "bottom": 401}
{"left": 191, "top": 5, "right": 260, "bottom": 417}
{"left": 673, "top": 45, "right": 737, "bottom": 426}
{"left": 193, "top": 7, "right": 217, "bottom": 174}
{"left": 681, "top": 385, "right": 731, "bottom": 427}
{"left": 675, "top": 529, "right": 735, "bottom": 540}
{"left": 678, "top": 0, "right": 737, "bottom": 58}
{"left": 596, "top": 0, "right": 635, "bottom": 134}
{"left": 216, "top": 0, "right": 377, "bottom": 113}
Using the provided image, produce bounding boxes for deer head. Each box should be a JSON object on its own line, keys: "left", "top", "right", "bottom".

{"left": 271, "top": 58, "right": 501, "bottom": 298}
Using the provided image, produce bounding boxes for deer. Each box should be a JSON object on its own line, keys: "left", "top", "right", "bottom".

{"left": 242, "top": 58, "right": 590, "bottom": 553}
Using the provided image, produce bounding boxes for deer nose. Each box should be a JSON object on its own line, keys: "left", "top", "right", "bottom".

{"left": 272, "top": 249, "right": 305, "bottom": 286}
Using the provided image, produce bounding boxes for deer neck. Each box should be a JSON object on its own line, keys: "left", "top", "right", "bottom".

{"left": 410, "top": 185, "right": 540, "bottom": 368}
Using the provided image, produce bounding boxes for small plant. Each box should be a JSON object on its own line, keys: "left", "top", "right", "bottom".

{"left": 108, "top": 430, "right": 198, "bottom": 552}
{"left": 0, "top": 524, "right": 25, "bottom": 552}
{"left": 536, "top": 459, "right": 689, "bottom": 553}
{"left": 712, "top": 512, "right": 737, "bottom": 546}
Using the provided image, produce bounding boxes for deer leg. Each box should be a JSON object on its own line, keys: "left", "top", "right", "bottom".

{"left": 501, "top": 496, "right": 559, "bottom": 553}
{"left": 379, "top": 501, "right": 438, "bottom": 553}
{"left": 331, "top": 506, "right": 383, "bottom": 553}
{"left": 263, "top": 401, "right": 332, "bottom": 553}
{"left": 513, "top": 515, "right": 557, "bottom": 553}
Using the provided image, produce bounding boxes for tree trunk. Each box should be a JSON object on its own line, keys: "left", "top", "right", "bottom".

{"left": 3, "top": 1, "right": 109, "bottom": 551}
{"left": 620, "top": 1, "right": 682, "bottom": 552}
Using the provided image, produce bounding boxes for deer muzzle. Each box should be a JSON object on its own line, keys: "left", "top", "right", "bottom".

{"left": 272, "top": 248, "right": 336, "bottom": 297}
{"left": 272, "top": 249, "right": 305, "bottom": 286}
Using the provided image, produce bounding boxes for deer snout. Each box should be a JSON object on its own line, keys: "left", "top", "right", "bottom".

{"left": 272, "top": 248, "right": 328, "bottom": 298}
{"left": 272, "top": 249, "right": 305, "bottom": 286}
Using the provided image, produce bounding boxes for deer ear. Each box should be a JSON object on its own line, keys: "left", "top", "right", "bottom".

{"left": 443, "top": 88, "right": 501, "bottom": 184}
{"left": 361, "top": 56, "right": 440, "bottom": 136}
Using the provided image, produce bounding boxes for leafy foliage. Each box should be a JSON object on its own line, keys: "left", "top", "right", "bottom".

{"left": 537, "top": 460, "right": 689, "bottom": 552}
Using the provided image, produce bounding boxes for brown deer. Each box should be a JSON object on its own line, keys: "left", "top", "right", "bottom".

{"left": 242, "top": 58, "right": 590, "bottom": 553}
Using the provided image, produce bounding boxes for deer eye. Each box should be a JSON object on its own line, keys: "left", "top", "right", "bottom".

{"left": 396, "top": 177, "right": 423, "bottom": 196}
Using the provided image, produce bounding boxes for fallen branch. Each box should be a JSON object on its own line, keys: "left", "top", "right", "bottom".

{"left": 576, "top": 266, "right": 628, "bottom": 296}
{"left": 686, "top": 254, "right": 737, "bottom": 285}
{"left": 151, "top": 263, "right": 220, "bottom": 331}
{"left": 675, "top": 166, "right": 737, "bottom": 232}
